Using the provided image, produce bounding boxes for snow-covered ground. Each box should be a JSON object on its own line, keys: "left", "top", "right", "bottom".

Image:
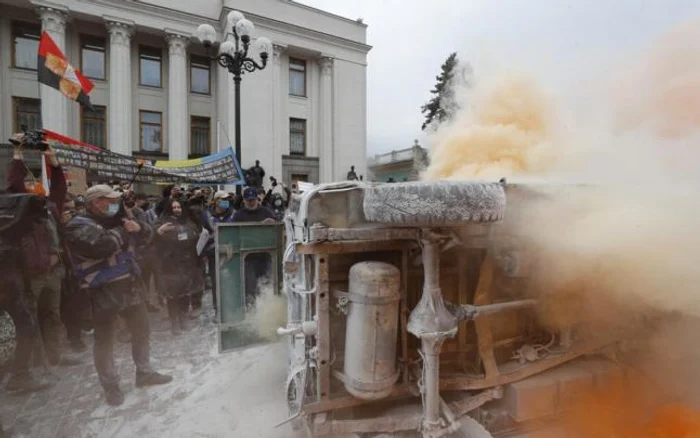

{"left": 0, "top": 300, "right": 299, "bottom": 438}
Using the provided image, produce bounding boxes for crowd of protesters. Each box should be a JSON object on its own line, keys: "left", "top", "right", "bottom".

{"left": 0, "top": 135, "right": 289, "bottom": 436}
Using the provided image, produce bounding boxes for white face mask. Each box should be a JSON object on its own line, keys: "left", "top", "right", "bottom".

{"left": 105, "top": 203, "right": 120, "bottom": 217}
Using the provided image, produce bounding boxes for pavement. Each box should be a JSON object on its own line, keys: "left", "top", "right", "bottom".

{"left": 0, "top": 294, "right": 570, "bottom": 438}
{"left": 0, "top": 294, "right": 295, "bottom": 438}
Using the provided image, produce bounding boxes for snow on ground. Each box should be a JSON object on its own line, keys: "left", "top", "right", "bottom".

{"left": 0, "top": 296, "right": 300, "bottom": 438}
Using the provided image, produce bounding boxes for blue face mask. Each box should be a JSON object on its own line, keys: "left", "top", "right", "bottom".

{"left": 105, "top": 203, "right": 120, "bottom": 217}
{"left": 218, "top": 200, "right": 230, "bottom": 210}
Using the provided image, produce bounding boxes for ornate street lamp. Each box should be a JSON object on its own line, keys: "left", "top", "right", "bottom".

{"left": 196, "top": 11, "right": 271, "bottom": 194}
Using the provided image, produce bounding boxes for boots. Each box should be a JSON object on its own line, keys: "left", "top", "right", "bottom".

{"left": 70, "top": 338, "right": 88, "bottom": 353}
{"left": 179, "top": 314, "right": 189, "bottom": 332}
{"left": 5, "top": 373, "right": 52, "bottom": 394}
{"left": 170, "top": 318, "right": 182, "bottom": 336}
{"left": 103, "top": 384, "right": 125, "bottom": 406}
{"left": 135, "top": 371, "right": 173, "bottom": 388}
{"left": 167, "top": 299, "right": 185, "bottom": 335}
{"left": 189, "top": 308, "right": 202, "bottom": 320}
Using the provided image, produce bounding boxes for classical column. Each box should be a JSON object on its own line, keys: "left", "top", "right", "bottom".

{"left": 319, "top": 56, "right": 334, "bottom": 183}
{"left": 271, "top": 44, "right": 285, "bottom": 181}
{"left": 166, "top": 32, "right": 189, "bottom": 160}
{"left": 38, "top": 6, "right": 68, "bottom": 134}
{"left": 106, "top": 19, "right": 133, "bottom": 155}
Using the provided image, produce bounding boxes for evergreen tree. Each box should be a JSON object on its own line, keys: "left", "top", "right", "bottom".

{"left": 421, "top": 52, "right": 459, "bottom": 131}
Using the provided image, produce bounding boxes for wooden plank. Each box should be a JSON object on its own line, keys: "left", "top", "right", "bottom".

{"left": 439, "top": 338, "right": 613, "bottom": 391}
{"left": 303, "top": 385, "right": 417, "bottom": 415}
{"left": 297, "top": 240, "right": 416, "bottom": 255}
{"left": 329, "top": 411, "right": 421, "bottom": 435}
{"left": 316, "top": 254, "right": 331, "bottom": 401}
{"left": 472, "top": 256, "right": 499, "bottom": 379}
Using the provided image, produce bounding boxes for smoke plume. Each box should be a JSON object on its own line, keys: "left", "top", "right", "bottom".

{"left": 423, "top": 16, "right": 700, "bottom": 434}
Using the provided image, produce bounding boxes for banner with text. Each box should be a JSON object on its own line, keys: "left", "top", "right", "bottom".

{"left": 42, "top": 130, "right": 243, "bottom": 185}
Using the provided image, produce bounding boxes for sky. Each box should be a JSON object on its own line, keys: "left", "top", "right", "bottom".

{"left": 295, "top": 0, "right": 700, "bottom": 156}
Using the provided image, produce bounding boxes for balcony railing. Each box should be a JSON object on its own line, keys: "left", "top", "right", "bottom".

{"left": 368, "top": 147, "right": 419, "bottom": 166}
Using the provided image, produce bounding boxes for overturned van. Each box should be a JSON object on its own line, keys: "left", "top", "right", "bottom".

{"left": 277, "top": 180, "right": 645, "bottom": 438}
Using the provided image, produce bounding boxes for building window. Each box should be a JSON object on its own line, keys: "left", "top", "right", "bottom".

{"left": 289, "top": 58, "right": 306, "bottom": 97}
{"left": 13, "top": 97, "right": 42, "bottom": 132}
{"left": 190, "top": 55, "right": 210, "bottom": 94}
{"left": 81, "top": 105, "right": 107, "bottom": 148}
{"left": 140, "top": 111, "right": 163, "bottom": 152}
{"left": 12, "top": 21, "right": 41, "bottom": 70}
{"left": 81, "top": 36, "right": 106, "bottom": 80}
{"left": 139, "top": 46, "right": 162, "bottom": 87}
{"left": 190, "top": 116, "right": 211, "bottom": 156}
{"left": 289, "top": 118, "right": 306, "bottom": 156}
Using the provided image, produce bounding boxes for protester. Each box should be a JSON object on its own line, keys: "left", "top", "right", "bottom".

{"left": 155, "top": 185, "right": 179, "bottom": 217}
{"left": 204, "top": 190, "right": 235, "bottom": 314}
{"left": 64, "top": 184, "right": 172, "bottom": 406}
{"left": 154, "top": 199, "right": 205, "bottom": 334}
{"left": 59, "top": 193, "right": 89, "bottom": 353}
{"left": 232, "top": 188, "right": 276, "bottom": 307}
{"left": 347, "top": 165, "right": 359, "bottom": 181}
{"left": 0, "top": 220, "right": 49, "bottom": 394}
{"left": 7, "top": 138, "right": 76, "bottom": 370}
{"left": 185, "top": 190, "right": 211, "bottom": 317}
{"left": 128, "top": 192, "right": 160, "bottom": 313}
{"left": 263, "top": 177, "right": 291, "bottom": 221}
{"left": 232, "top": 187, "right": 276, "bottom": 223}
{"left": 135, "top": 193, "right": 157, "bottom": 224}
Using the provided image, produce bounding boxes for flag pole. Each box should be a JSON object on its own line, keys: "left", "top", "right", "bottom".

{"left": 37, "top": 63, "right": 50, "bottom": 196}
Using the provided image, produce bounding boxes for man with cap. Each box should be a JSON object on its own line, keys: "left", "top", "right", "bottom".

{"left": 232, "top": 187, "right": 276, "bottom": 224}
{"left": 232, "top": 188, "right": 276, "bottom": 307}
{"left": 207, "top": 190, "right": 234, "bottom": 224}
{"left": 64, "top": 185, "right": 172, "bottom": 406}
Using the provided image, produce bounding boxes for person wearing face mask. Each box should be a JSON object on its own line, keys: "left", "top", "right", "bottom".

{"left": 203, "top": 191, "right": 235, "bottom": 315}
{"left": 64, "top": 184, "right": 172, "bottom": 406}
{"left": 154, "top": 199, "right": 205, "bottom": 334}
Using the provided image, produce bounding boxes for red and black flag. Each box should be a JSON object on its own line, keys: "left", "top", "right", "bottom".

{"left": 38, "top": 31, "right": 94, "bottom": 108}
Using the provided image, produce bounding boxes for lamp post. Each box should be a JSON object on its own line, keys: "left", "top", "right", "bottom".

{"left": 196, "top": 11, "right": 271, "bottom": 195}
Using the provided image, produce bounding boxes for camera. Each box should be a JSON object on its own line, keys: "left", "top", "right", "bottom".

{"left": 9, "top": 126, "right": 49, "bottom": 151}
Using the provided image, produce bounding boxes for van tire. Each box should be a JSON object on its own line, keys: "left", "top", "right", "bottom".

{"left": 363, "top": 181, "right": 506, "bottom": 227}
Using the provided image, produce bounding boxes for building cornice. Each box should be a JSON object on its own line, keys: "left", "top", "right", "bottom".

{"left": 243, "top": 12, "right": 372, "bottom": 54}
{"left": 80, "top": 0, "right": 219, "bottom": 30}
{"left": 29, "top": 0, "right": 70, "bottom": 13}
{"left": 280, "top": 0, "right": 368, "bottom": 29}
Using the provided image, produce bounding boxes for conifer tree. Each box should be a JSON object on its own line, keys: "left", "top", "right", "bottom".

{"left": 421, "top": 52, "right": 459, "bottom": 131}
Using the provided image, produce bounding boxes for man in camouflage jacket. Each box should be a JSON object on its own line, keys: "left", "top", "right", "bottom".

{"left": 64, "top": 185, "right": 172, "bottom": 406}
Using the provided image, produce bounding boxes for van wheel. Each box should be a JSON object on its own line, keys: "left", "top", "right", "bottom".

{"left": 363, "top": 181, "right": 506, "bottom": 227}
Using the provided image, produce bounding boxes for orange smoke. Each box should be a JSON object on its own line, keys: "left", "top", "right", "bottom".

{"left": 563, "top": 377, "right": 700, "bottom": 438}
{"left": 421, "top": 74, "right": 558, "bottom": 180}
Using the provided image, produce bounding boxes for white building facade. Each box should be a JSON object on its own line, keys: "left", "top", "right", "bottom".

{"left": 0, "top": 0, "right": 370, "bottom": 184}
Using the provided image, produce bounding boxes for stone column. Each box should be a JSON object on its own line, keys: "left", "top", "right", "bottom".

{"left": 38, "top": 6, "right": 68, "bottom": 134}
{"left": 319, "top": 56, "right": 334, "bottom": 183}
{"left": 271, "top": 44, "right": 285, "bottom": 181}
{"left": 166, "top": 32, "right": 189, "bottom": 160}
{"left": 106, "top": 19, "right": 133, "bottom": 155}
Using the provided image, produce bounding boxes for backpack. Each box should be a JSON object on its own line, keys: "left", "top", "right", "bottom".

{"left": 0, "top": 193, "right": 49, "bottom": 268}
